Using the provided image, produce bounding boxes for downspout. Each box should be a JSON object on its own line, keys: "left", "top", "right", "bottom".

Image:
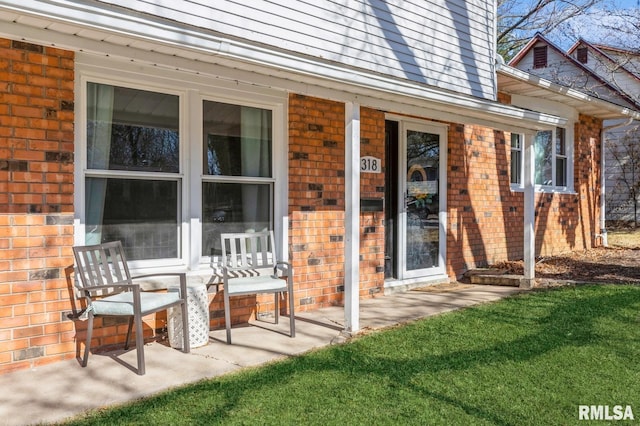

{"left": 599, "top": 118, "right": 635, "bottom": 247}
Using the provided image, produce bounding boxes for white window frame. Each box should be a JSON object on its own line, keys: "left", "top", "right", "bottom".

{"left": 74, "top": 57, "right": 287, "bottom": 274}
{"left": 510, "top": 125, "right": 574, "bottom": 193}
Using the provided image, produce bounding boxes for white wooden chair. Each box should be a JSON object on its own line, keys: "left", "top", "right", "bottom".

{"left": 220, "top": 231, "right": 295, "bottom": 344}
{"left": 72, "top": 241, "right": 190, "bottom": 375}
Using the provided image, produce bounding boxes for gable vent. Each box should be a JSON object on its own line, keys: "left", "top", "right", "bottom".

{"left": 533, "top": 46, "right": 548, "bottom": 69}
{"left": 577, "top": 47, "right": 588, "bottom": 64}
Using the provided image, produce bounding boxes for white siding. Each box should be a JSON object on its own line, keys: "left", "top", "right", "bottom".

{"left": 605, "top": 123, "right": 640, "bottom": 223}
{"left": 96, "top": 0, "right": 497, "bottom": 100}
{"left": 582, "top": 50, "right": 640, "bottom": 104}
{"left": 601, "top": 50, "right": 640, "bottom": 79}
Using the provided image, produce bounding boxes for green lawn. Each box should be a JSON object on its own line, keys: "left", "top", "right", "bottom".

{"left": 63, "top": 285, "right": 640, "bottom": 425}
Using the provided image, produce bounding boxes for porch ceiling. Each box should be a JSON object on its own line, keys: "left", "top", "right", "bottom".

{"left": 497, "top": 64, "right": 640, "bottom": 121}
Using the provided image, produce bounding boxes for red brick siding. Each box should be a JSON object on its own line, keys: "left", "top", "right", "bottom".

{"left": 446, "top": 117, "right": 602, "bottom": 278}
{"left": 535, "top": 115, "right": 602, "bottom": 256}
{"left": 0, "top": 39, "right": 76, "bottom": 374}
{"left": 496, "top": 91, "right": 512, "bottom": 105}
{"left": 359, "top": 108, "right": 386, "bottom": 296}
{"left": 446, "top": 125, "right": 523, "bottom": 276}
{"left": 289, "top": 95, "right": 346, "bottom": 310}
{"left": 288, "top": 95, "right": 385, "bottom": 311}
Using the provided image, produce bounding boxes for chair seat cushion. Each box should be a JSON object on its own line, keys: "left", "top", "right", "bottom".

{"left": 226, "top": 275, "right": 288, "bottom": 296}
{"left": 92, "top": 291, "right": 181, "bottom": 316}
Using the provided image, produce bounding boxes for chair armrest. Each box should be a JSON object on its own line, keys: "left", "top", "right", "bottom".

{"left": 275, "top": 261, "right": 292, "bottom": 276}
{"left": 82, "top": 283, "right": 139, "bottom": 295}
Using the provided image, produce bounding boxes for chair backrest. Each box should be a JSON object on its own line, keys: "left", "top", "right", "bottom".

{"left": 220, "top": 231, "right": 277, "bottom": 272}
{"left": 73, "top": 241, "right": 133, "bottom": 294}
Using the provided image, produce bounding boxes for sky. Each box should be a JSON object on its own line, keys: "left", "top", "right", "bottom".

{"left": 548, "top": 0, "right": 640, "bottom": 49}
{"left": 611, "top": 0, "right": 639, "bottom": 8}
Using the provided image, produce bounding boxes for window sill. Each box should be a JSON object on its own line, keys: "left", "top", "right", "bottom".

{"left": 510, "top": 184, "right": 576, "bottom": 195}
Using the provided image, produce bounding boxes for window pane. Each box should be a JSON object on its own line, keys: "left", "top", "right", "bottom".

{"left": 203, "top": 101, "right": 272, "bottom": 177}
{"left": 556, "top": 128, "right": 566, "bottom": 155}
{"left": 202, "top": 182, "right": 271, "bottom": 256}
{"left": 511, "top": 150, "right": 521, "bottom": 185}
{"left": 556, "top": 158, "right": 567, "bottom": 187}
{"left": 86, "top": 83, "right": 179, "bottom": 173}
{"left": 510, "top": 133, "right": 521, "bottom": 149}
{"left": 510, "top": 134, "right": 521, "bottom": 185}
{"left": 535, "top": 131, "right": 553, "bottom": 185}
{"left": 85, "top": 178, "right": 179, "bottom": 260}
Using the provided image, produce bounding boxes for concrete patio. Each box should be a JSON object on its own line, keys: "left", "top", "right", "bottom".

{"left": 0, "top": 284, "right": 521, "bottom": 425}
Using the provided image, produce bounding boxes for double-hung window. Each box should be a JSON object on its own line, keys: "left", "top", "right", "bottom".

{"left": 201, "top": 101, "right": 273, "bottom": 257}
{"left": 80, "top": 67, "right": 282, "bottom": 268}
{"left": 84, "top": 82, "right": 181, "bottom": 261}
{"left": 535, "top": 127, "right": 568, "bottom": 188}
{"left": 510, "top": 127, "right": 572, "bottom": 191}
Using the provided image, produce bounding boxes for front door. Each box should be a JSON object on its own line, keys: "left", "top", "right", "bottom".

{"left": 385, "top": 119, "right": 447, "bottom": 281}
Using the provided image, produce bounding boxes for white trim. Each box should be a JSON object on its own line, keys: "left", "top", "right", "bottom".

{"left": 187, "top": 89, "right": 201, "bottom": 271}
{"left": 397, "top": 119, "right": 448, "bottom": 281}
{"left": 523, "top": 133, "right": 535, "bottom": 287}
{"left": 498, "top": 64, "right": 640, "bottom": 120}
{"left": 344, "top": 102, "right": 360, "bottom": 334}
{"left": 510, "top": 123, "right": 576, "bottom": 194}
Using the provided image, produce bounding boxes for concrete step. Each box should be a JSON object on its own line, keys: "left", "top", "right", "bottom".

{"left": 464, "top": 268, "right": 523, "bottom": 287}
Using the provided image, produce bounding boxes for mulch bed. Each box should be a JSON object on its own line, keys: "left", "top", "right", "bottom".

{"left": 490, "top": 246, "right": 640, "bottom": 286}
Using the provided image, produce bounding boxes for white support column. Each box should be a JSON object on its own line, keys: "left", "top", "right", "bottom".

{"left": 344, "top": 102, "right": 360, "bottom": 333}
{"left": 522, "top": 131, "right": 536, "bottom": 288}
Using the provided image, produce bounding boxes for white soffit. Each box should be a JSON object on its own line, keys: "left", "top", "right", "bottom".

{"left": 0, "top": 1, "right": 565, "bottom": 131}
{"left": 497, "top": 64, "right": 640, "bottom": 121}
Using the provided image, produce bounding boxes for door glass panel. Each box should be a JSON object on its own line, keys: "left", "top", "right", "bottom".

{"left": 405, "top": 130, "right": 440, "bottom": 271}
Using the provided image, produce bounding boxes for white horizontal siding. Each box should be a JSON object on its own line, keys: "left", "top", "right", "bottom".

{"left": 96, "top": 0, "right": 497, "bottom": 99}
{"left": 585, "top": 52, "right": 640, "bottom": 103}
{"left": 602, "top": 50, "right": 640, "bottom": 79}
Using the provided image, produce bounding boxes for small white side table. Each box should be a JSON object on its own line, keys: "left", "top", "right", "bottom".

{"left": 168, "top": 283, "right": 210, "bottom": 348}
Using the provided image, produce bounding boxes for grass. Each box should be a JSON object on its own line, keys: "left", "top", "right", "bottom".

{"left": 608, "top": 227, "right": 640, "bottom": 248}
{"left": 62, "top": 285, "right": 640, "bottom": 425}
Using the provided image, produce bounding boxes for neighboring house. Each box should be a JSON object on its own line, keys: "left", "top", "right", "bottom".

{"left": 1, "top": 1, "right": 638, "bottom": 374}
{"left": 509, "top": 33, "right": 640, "bottom": 227}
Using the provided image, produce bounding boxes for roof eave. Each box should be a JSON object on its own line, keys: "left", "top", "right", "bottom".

{"left": 497, "top": 63, "right": 640, "bottom": 121}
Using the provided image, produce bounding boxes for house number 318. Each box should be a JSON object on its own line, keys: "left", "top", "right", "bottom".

{"left": 360, "top": 156, "right": 381, "bottom": 173}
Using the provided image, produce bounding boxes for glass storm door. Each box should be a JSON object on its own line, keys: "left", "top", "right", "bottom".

{"left": 401, "top": 122, "right": 446, "bottom": 278}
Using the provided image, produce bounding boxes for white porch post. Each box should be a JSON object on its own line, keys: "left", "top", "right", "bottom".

{"left": 344, "top": 102, "right": 360, "bottom": 333}
{"left": 522, "top": 131, "right": 536, "bottom": 288}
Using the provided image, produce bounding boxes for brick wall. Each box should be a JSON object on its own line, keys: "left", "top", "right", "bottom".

{"left": 288, "top": 95, "right": 385, "bottom": 311}
{"left": 0, "top": 39, "right": 76, "bottom": 373}
{"left": 446, "top": 117, "right": 602, "bottom": 278}
{"left": 446, "top": 125, "right": 523, "bottom": 276}
{"left": 535, "top": 115, "right": 602, "bottom": 255}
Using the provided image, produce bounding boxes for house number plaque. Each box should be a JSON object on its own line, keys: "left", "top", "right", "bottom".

{"left": 360, "top": 156, "right": 381, "bottom": 173}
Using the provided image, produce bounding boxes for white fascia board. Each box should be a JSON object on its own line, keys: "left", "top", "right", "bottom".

{"left": 1, "top": 0, "right": 564, "bottom": 130}
{"left": 498, "top": 64, "right": 640, "bottom": 120}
